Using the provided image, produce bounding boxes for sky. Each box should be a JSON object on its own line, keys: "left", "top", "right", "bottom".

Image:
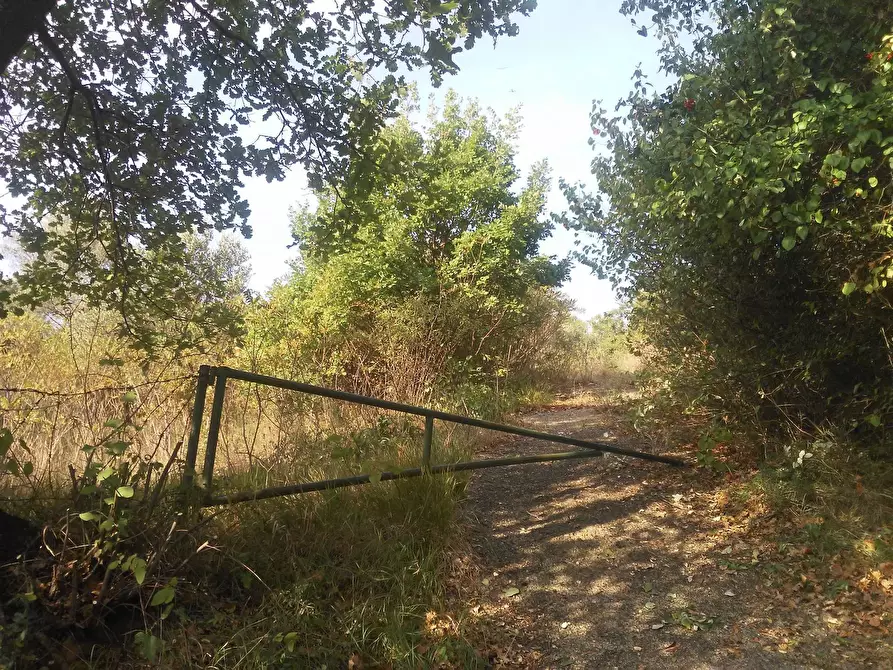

{"left": 238, "top": 0, "right": 667, "bottom": 319}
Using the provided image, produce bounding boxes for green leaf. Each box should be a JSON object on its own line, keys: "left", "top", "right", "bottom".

{"left": 150, "top": 584, "right": 176, "bottom": 607}
{"left": 121, "top": 390, "right": 138, "bottom": 404}
{"left": 368, "top": 471, "right": 382, "bottom": 484}
{"left": 283, "top": 631, "right": 299, "bottom": 652}
{"left": 795, "top": 226, "right": 809, "bottom": 240}
{"left": 131, "top": 557, "right": 147, "bottom": 585}
{"left": 21, "top": 461, "right": 33, "bottom": 476}
{"left": 106, "top": 441, "right": 130, "bottom": 455}
{"left": 134, "top": 632, "right": 162, "bottom": 662}
{"left": 79, "top": 511, "right": 100, "bottom": 521}
{"left": 104, "top": 418, "right": 124, "bottom": 429}
{"left": 431, "top": 1, "right": 458, "bottom": 14}
{"left": 869, "top": 176, "right": 879, "bottom": 188}
{"left": 867, "top": 414, "right": 882, "bottom": 427}
{"left": 97, "top": 466, "right": 115, "bottom": 482}
{"left": 116, "top": 486, "right": 135, "bottom": 498}
{"left": 781, "top": 236, "right": 797, "bottom": 251}
{"left": 502, "top": 586, "right": 520, "bottom": 598}
{"left": 424, "top": 38, "right": 457, "bottom": 69}
{"left": 842, "top": 282, "right": 857, "bottom": 295}
{"left": 0, "top": 429, "right": 12, "bottom": 457}
{"left": 851, "top": 157, "right": 868, "bottom": 173}
{"left": 160, "top": 602, "right": 175, "bottom": 620}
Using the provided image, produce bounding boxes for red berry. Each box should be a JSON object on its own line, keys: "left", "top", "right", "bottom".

{"left": 592, "top": 128, "right": 601, "bottom": 136}
{"left": 867, "top": 52, "right": 874, "bottom": 60}
{"left": 683, "top": 98, "right": 695, "bottom": 111}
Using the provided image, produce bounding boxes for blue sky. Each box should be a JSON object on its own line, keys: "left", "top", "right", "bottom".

{"left": 239, "top": 1, "right": 666, "bottom": 318}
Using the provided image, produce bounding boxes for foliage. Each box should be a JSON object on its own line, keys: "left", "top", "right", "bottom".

{"left": 564, "top": 0, "right": 893, "bottom": 439}
{"left": 0, "top": 0, "right": 537, "bottom": 343}
{"left": 194, "top": 455, "right": 473, "bottom": 667}
{"left": 245, "top": 92, "right": 571, "bottom": 407}
{"left": 148, "top": 232, "right": 253, "bottom": 354}
{"left": 0, "top": 371, "right": 208, "bottom": 666}
{"left": 0, "top": 310, "right": 486, "bottom": 666}
{"left": 556, "top": 309, "right": 641, "bottom": 383}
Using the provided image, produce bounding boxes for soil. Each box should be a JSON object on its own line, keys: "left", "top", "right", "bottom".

{"left": 459, "top": 381, "right": 890, "bottom": 669}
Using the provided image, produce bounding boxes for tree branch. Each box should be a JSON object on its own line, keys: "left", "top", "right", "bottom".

{"left": 186, "top": 0, "right": 340, "bottom": 188}
{"left": 37, "top": 23, "right": 136, "bottom": 333}
{"left": 0, "top": 0, "right": 56, "bottom": 74}
{"left": 36, "top": 24, "right": 117, "bottom": 225}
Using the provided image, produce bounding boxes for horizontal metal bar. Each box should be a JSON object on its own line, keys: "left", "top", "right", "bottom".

{"left": 204, "top": 449, "right": 608, "bottom": 506}
{"left": 212, "top": 366, "right": 687, "bottom": 467}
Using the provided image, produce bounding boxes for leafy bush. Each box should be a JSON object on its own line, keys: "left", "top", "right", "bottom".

{"left": 565, "top": 0, "right": 893, "bottom": 447}
{"left": 555, "top": 309, "right": 641, "bottom": 384}
{"left": 243, "top": 92, "right": 573, "bottom": 410}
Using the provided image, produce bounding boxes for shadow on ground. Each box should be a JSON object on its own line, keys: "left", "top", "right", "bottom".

{"left": 459, "top": 400, "right": 857, "bottom": 669}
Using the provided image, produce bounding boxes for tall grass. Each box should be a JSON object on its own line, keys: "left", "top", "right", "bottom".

{"left": 549, "top": 311, "right": 642, "bottom": 388}
{"left": 0, "top": 310, "right": 494, "bottom": 668}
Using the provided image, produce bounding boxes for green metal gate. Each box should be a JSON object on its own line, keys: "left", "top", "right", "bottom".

{"left": 183, "top": 365, "right": 686, "bottom": 506}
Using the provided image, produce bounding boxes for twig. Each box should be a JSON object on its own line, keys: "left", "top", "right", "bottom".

{"left": 0, "top": 375, "right": 195, "bottom": 398}
{"left": 146, "top": 441, "right": 182, "bottom": 516}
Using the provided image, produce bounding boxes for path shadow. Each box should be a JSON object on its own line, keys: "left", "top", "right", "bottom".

{"left": 460, "top": 410, "right": 844, "bottom": 669}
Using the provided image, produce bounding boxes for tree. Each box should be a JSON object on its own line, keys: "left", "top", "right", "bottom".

{"left": 0, "top": 0, "right": 537, "bottom": 337}
{"left": 247, "top": 92, "right": 570, "bottom": 402}
{"left": 564, "top": 0, "right": 893, "bottom": 433}
{"left": 151, "top": 232, "right": 253, "bottom": 353}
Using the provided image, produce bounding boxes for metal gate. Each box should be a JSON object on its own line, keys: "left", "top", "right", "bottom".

{"left": 183, "top": 366, "right": 686, "bottom": 506}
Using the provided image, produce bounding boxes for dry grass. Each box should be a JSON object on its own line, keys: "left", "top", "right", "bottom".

{"left": 0, "top": 311, "right": 508, "bottom": 668}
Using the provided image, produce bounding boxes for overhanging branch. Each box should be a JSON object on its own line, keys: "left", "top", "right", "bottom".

{"left": 0, "top": 0, "right": 56, "bottom": 74}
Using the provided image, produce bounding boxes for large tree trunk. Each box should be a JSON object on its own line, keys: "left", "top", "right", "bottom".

{"left": 0, "top": 0, "right": 56, "bottom": 74}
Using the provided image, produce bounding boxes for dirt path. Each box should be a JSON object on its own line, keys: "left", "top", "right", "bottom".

{"left": 459, "top": 383, "right": 878, "bottom": 669}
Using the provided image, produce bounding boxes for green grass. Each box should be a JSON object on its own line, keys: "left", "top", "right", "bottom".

{"left": 1, "top": 410, "right": 496, "bottom": 669}
{"left": 165, "top": 475, "right": 472, "bottom": 668}
{"left": 146, "top": 422, "right": 488, "bottom": 669}
{"left": 729, "top": 439, "right": 893, "bottom": 568}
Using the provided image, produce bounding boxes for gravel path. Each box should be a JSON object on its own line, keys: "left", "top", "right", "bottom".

{"left": 459, "top": 386, "right": 862, "bottom": 669}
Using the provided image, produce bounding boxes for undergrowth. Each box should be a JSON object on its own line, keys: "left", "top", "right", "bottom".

{"left": 0, "top": 375, "right": 502, "bottom": 669}
{"left": 162, "top": 475, "right": 477, "bottom": 668}
{"left": 631, "top": 379, "right": 893, "bottom": 596}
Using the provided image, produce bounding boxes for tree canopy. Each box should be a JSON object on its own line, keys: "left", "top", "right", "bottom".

{"left": 249, "top": 93, "right": 569, "bottom": 405}
{"left": 0, "top": 0, "right": 536, "bottom": 341}
{"left": 565, "top": 0, "right": 893, "bottom": 434}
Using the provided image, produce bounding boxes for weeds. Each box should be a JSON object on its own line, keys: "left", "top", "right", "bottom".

{"left": 0, "top": 325, "right": 497, "bottom": 667}
{"left": 181, "top": 473, "right": 468, "bottom": 667}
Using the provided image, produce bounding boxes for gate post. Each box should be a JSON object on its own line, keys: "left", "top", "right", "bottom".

{"left": 421, "top": 415, "right": 434, "bottom": 473}
{"left": 202, "top": 370, "right": 228, "bottom": 491}
{"left": 182, "top": 365, "right": 211, "bottom": 489}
